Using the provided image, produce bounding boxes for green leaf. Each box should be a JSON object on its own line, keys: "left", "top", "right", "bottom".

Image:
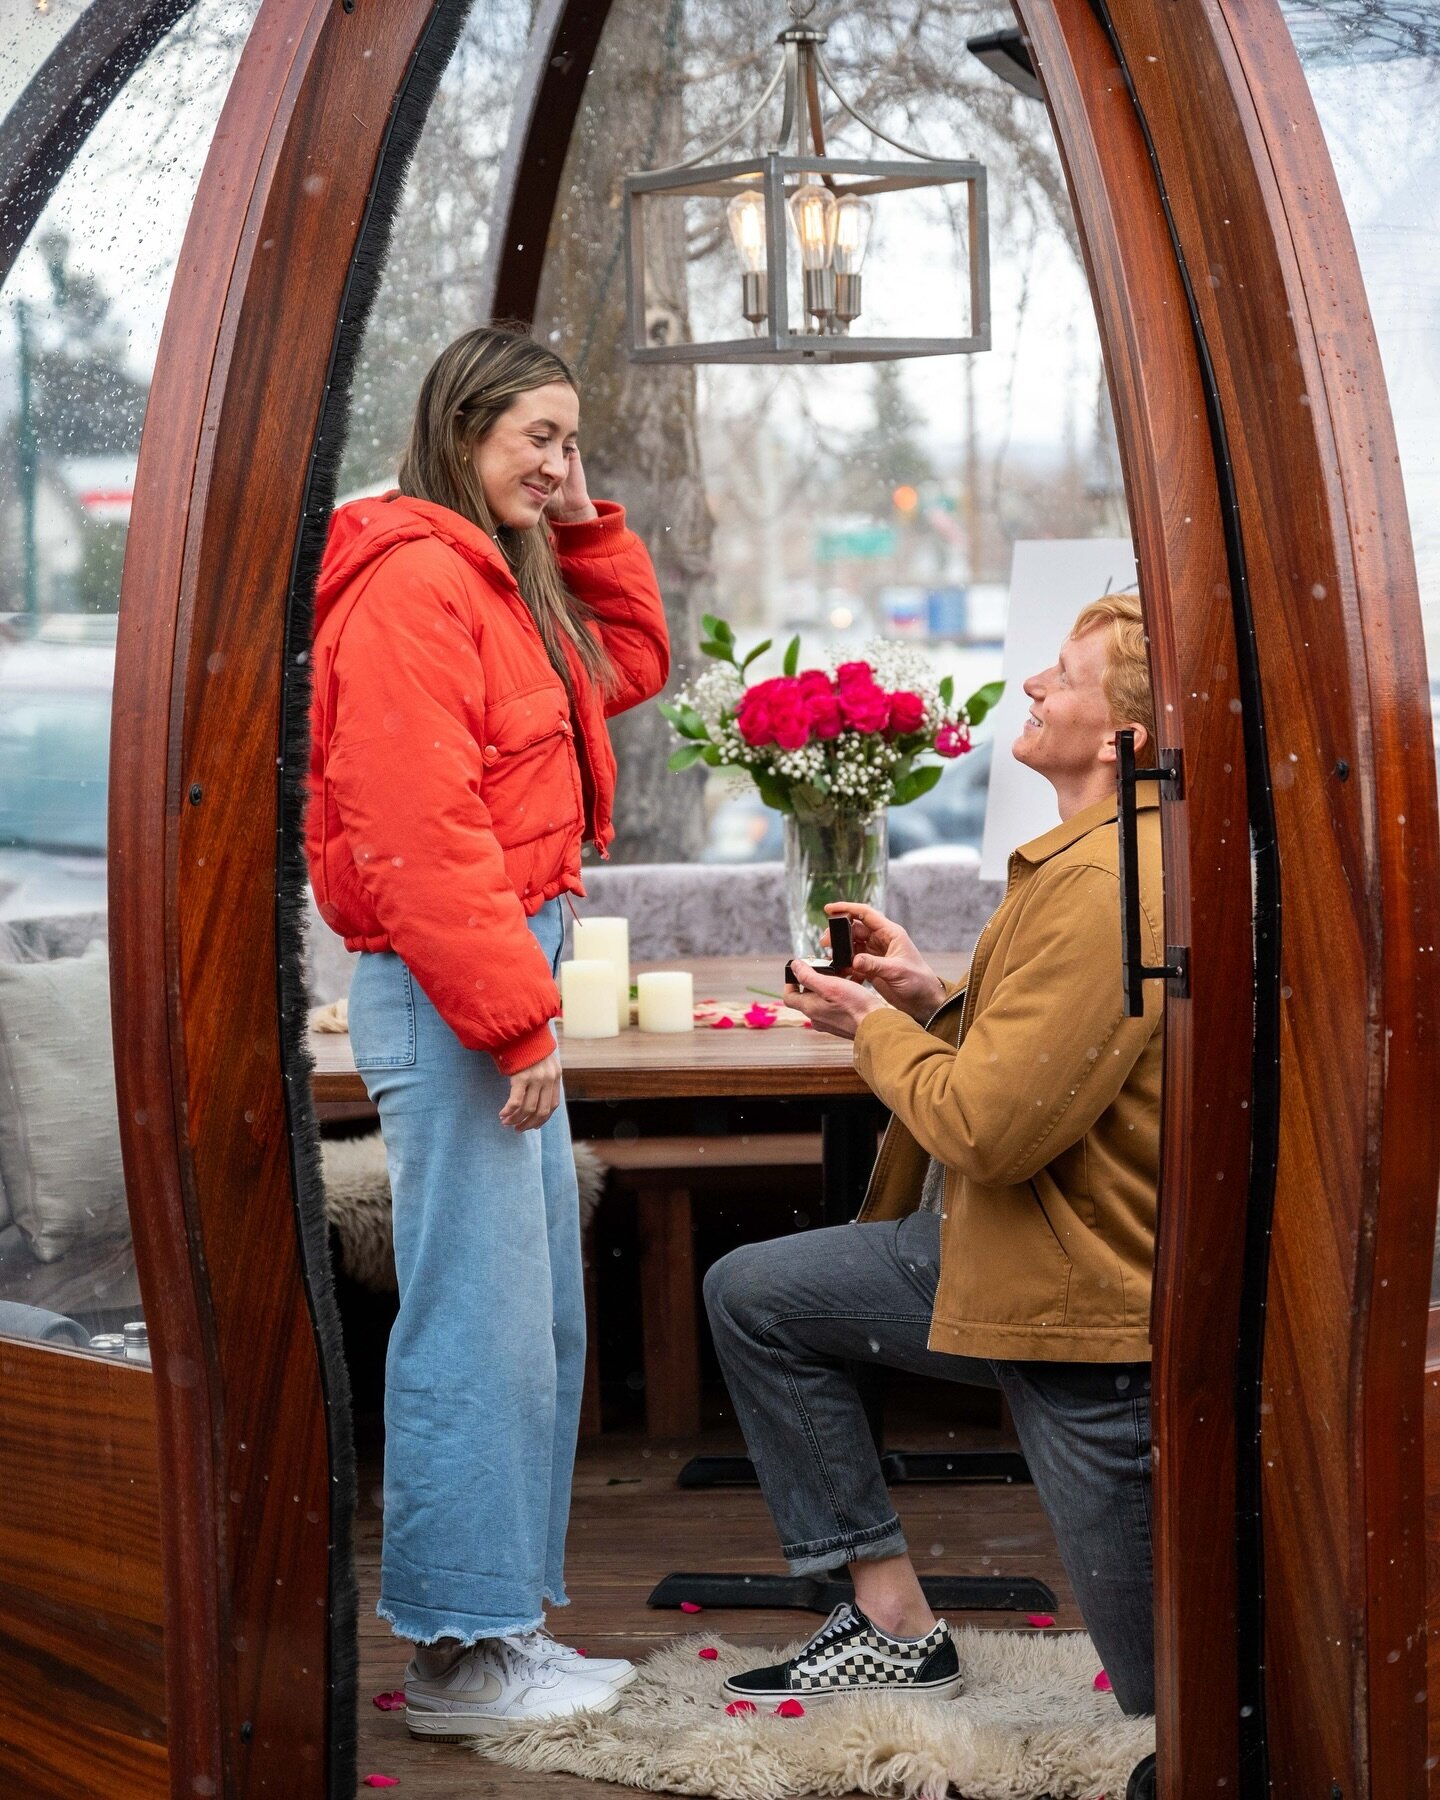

{"left": 740, "top": 638, "right": 773, "bottom": 672}
{"left": 938, "top": 674, "right": 954, "bottom": 707}
{"left": 700, "top": 745, "right": 723, "bottom": 766}
{"left": 891, "top": 762, "right": 945, "bottom": 806}
{"left": 658, "top": 701, "right": 709, "bottom": 740}
{"left": 699, "top": 638, "right": 734, "bottom": 663}
{"left": 701, "top": 613, "right": 735, "bottom": 646}
{"left": 754, "top": 771, "right": 791, "bottom": 812}
{"left": 782, "top": 635, "right": 801, "bottom": 677}
{"left": 667, "top": 743, "right": 708, "bottom": 771}
{"left": 964, "top": 679, "right": 1005, "bottom": 727}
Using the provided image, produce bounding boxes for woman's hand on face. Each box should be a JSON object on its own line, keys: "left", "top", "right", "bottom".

{"left": 500, "top": 1050, "right": 563, "bottom": 1131}
{"left": 544, "top": 445, "right": 599, "bottom": 525}
{"left": 825, "top": 902, "right": 947, "bottom": 1023}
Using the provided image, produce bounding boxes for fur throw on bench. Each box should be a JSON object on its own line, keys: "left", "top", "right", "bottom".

{"left": 321, "top": 1131, "right": 607, "bottom": 1293}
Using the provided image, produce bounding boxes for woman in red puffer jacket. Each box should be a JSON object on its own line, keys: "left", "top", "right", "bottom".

{"left": 307, "top": 327, "right": 668, "bottom": 1731}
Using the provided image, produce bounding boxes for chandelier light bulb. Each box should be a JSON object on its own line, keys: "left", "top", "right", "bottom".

{"left": 726, "top": 191, "right": 768, "bottom": 276}
{"left": 787, "top": 182, "right": 837, "bottom": 273}
{"left": 833, "top": 195, "right": 873, "bottom": 275}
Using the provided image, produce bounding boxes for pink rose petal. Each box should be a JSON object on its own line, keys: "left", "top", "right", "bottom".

{"left": 371, "top": 1690, "right": 406, "bottom": 1711}
{"left": 710, "top": 1016, "right": 736, "bottom": 1030}
{"left": 680, "top": 1600, "right": 703, "bottom": 1613}
{"left": 698, "top": 1647, "right": 719, "bottom": 1660}
{"left": 363, "top": 1779, "right": 400, "bottom": 1790}
{"left": 743, "top": 1003, "right": 778, "bottom": 1030}
{"left": 775, "top": 1699, "right": 805, "bottom": 1718}
{"left": 1093, "top": 1669, "right": 1112, "bottom": 1692}
{"left": 1026, "top": 1613, "right": 1055, "bottom": 1629}
{"left": 725, "top": 1699, "right": 757, "bottom": 1716}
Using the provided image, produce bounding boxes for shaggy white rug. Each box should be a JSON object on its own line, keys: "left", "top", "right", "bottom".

{"left": 320, "top": 1131, "right": 608, "bottom": 1292}
{"left": 480, "top": 1629, "right": 1153, "bottom": 1799}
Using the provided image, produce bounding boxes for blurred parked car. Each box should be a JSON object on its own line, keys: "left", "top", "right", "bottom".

{"left": 702, "top": 740, "right": 994, "bottom": 864}
{"left": 0, "top": 621, "right": 114, "bottom": 919}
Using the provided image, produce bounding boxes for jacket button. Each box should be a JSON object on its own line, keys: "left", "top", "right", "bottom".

{"left": 560, "top": 720, "right": 573, "bottom": 736}
{"left": 482, "top": 744, "right": 499, "bottom": 763}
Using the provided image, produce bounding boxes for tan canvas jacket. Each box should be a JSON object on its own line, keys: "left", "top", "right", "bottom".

{"left": 852, "top": 790, "right": 1164, "bottom": 1362}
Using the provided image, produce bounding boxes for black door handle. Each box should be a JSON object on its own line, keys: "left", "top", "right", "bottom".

{"left": 1117, "top": 728, "right": 1188, "bottom": 1017}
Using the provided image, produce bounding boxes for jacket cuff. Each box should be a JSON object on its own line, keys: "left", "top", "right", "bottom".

{"left": 853, "top": 1006, "right": 925, "bottom": 1097}
{"left": 493, "top": 1018, "right": 558, "bottom": 1077}
{"left": 550, "top": 500, "right": 626, "bottom": 554}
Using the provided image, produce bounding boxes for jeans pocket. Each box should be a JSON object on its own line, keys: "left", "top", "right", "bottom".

{"left": 351, "top": 956, "right": 418, "bottom": 1070}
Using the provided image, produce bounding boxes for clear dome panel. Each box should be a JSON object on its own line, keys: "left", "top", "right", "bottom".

{"left": 0, "top": 0, "right": 259, "bottom": 1353}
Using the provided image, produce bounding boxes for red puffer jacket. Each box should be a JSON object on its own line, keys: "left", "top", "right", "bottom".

{"left": 307, "top": 492, "right": 669, "bottom": 1074}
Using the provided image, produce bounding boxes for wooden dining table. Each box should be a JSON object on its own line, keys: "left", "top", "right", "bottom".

{"left": 309, "top": 953, "right": 973, "bottom": 1218}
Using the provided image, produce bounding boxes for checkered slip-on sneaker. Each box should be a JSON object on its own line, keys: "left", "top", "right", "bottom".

{"left": 723, "top": 1602, "right": 961, "bottom": 1703}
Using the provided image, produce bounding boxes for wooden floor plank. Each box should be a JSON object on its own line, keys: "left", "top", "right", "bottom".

{"left": 353, "top": 1408, "right": 1077, "bottom": 1796}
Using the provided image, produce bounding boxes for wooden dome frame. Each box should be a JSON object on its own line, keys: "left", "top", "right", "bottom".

{"left": 0, "top": 0, "right": 1434, "bottom": 1795}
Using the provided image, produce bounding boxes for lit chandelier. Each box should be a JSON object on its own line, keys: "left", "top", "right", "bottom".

{"left": 622, "top": 0, "right": 990, "bottom": 365}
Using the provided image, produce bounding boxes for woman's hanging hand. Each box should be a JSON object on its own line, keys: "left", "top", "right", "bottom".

{"left": 544, "top": 445, "right": 599, "bottom": 525}
{"left": 500, "top": 1050, "right": 563, "bottom": 1131}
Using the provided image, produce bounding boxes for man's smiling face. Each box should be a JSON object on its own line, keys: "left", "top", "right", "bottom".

{"left": 1012, "top": 626, "right": 1126, "bottom": 786}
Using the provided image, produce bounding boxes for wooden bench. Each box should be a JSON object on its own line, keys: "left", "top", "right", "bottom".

{"left": 583, "top": 1133, "right": 824, "bottom": 1437}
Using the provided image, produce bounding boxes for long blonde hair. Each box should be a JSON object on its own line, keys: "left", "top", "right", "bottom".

{"left": 397, "top": 326, "right": 612, "bottom": 692}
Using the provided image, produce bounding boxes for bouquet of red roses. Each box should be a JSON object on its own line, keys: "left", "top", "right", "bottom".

{"left": 661, "top": 615, "right": 1000, "bottom": 819}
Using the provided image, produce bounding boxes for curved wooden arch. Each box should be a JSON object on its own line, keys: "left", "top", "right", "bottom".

{"left": 112, "top": 1, "right": 475, "bottom": 1793}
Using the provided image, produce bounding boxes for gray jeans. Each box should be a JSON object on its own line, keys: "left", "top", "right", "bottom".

{"left": 703, "top": 1210, "right": 1155, "bottom": 1716}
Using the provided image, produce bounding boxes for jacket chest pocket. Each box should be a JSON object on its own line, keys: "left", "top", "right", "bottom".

{"left": 480, "top": 686, "right": 583, "bottom": 847}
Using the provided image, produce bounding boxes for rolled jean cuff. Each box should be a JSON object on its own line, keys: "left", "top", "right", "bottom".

{"left": 783, "top": 1516, "right": 908, "bottom": 1578}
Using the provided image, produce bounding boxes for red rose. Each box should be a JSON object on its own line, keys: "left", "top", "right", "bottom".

{"left": 936, "top": 722, "right": 972, "bottom": 758}
{"left": 797, "top": 670, "right": 833, "bottom": 699}
{"left": 886, "top": 690, "right": 926, "bottom": 734}
{"left": 736, "top": 677, "right": 785, "bottom": 746}
{"left": 805, "top": 690, "right": 845, "bottom": 739}
{"left": 770, "top": 689, "right": 812, "bottom": 750}
{"left": 836, "top": 661, "right": 876, "bottom": 690}
{"left": 839, "top": 683, "right": 890, "bottom": 734}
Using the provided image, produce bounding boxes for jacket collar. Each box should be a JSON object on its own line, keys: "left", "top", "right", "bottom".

{"left": 1014, "top": 785, "right": 1161, "bottom": 868}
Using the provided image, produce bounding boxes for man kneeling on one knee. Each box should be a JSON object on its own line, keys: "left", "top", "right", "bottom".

{"left": 704, "top": 593, "right": 1163, "bottom": 1716}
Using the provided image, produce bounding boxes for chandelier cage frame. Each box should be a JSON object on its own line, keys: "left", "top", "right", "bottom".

{"left": 621, "top": 15, "right": 992, "bottom": 366}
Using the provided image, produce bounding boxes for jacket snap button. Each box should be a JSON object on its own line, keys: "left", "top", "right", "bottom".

{"left": 482, "top": 744, "right": 499, "bottom": 763}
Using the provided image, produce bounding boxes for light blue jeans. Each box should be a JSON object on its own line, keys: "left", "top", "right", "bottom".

{"left": 347, "top": 898, "right": 584, "bottom": 1644}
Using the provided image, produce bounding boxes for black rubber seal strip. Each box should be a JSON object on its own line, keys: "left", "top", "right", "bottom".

{"left": 1082, "top": 3, "right": 1282, "bottom": 1791}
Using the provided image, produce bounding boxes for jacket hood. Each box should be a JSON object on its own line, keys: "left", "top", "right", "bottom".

{"left": 314, "top": 491, "right": 511, "bottom": 631}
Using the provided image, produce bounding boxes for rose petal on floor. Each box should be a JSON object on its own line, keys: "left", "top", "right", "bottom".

{"left": 775, "top": 1699, "right": 805, "bottom": 1717}
{"left": 371, "top": 1690, "right": 406, "bottom": 1711}
{"left": 679, "top": 1601, "right": 703, "bottom": 1613}
{"left": 363, "top": 1777, "right": 400, "bottom": 1789}
{"left": 1026, "top": 1613, "right": 1056, "bottom": 1629}
{"left": 725, "top": 1700, "right": 757, "bottom": 1716}
{"left": 1093, "top": 1670, "right": 1113, "bottom": 1692}
{"left": 698, "top": 1647, "right": 719, "bottom": 1660}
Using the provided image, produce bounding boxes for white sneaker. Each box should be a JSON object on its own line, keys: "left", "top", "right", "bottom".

{"left": 506, "top": 1626, "right": 637, "bottom": 1690}
{"left": 404, "top": 1637, "right": 620, "bottom": 1739}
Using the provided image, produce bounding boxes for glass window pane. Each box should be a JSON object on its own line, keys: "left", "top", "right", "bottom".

{"left": 0, "top": 0, "right": 258, "bottom": 1353}
{"left": 537, "top": 0, "right": 1133, "bottom": 868}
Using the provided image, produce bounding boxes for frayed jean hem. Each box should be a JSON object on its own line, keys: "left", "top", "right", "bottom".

{"left": 378, "top": 1602, "right": 548, "bottom": 1646}
{"left": 783, "top": 1518, "right": 907, "bottom": 1578}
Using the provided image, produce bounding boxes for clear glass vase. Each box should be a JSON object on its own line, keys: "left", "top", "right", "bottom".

{"left": 782, "top": 806, "right": 889, "bottom": 960}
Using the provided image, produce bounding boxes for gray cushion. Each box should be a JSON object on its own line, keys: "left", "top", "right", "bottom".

{"left": 0, "top": 941, "right": 128, "bottom": 1263}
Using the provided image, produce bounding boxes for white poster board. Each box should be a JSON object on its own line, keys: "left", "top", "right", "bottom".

{"left": 979, "top": 538, "right": 1138, "bottom": 881}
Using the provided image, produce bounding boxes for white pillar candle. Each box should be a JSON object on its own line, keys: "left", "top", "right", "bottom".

{"left": 571, "top": 916, "right": 630, "bottom": 1030}
{"left": 637, "top": 970, "right": 694, "bottom": 1033}
{"left": 560, "top": 959, "right": 620, "bottom": 1038}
